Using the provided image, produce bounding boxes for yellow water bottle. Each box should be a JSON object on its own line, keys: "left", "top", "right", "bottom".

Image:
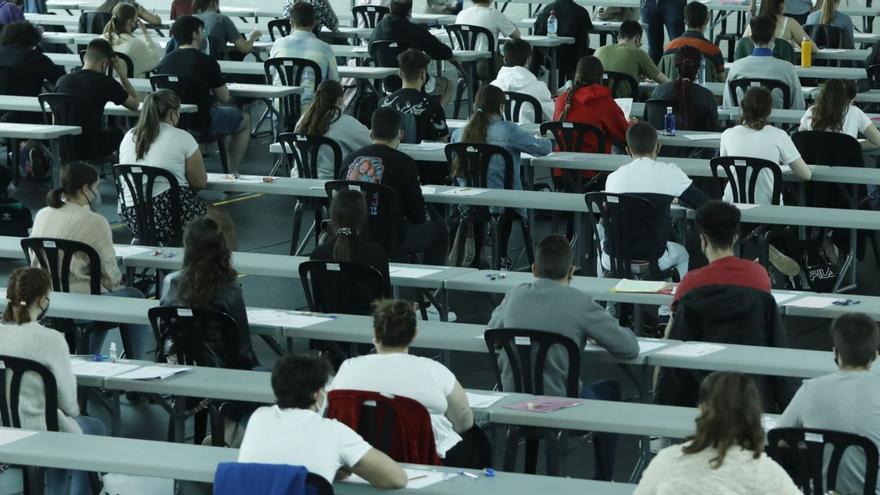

{"left": 801, "top": 38, "right": 812, "bottom": 68}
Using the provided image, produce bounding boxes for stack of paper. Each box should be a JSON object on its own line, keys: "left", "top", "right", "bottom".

{"left": 440, "top": 188, "right": 487, "bottom": 196}
{"left": 614, "top": 98, "right": 634, "bottom": 119}
{"left": 682, "top": 133, "right": 724, "bottom": 141}
{"left": 114, "top": 366, "right": 190, "bottom": 380}
{"left": 247, "top": 309, "right": 335, "bottom": 328}
{"left": 783, "top": 296, "right": 842, "bottom": 309}
{"left": 610, "top": 279, "right": 669, "bottom": 293}
{"left": 656, "top": 342, "right": 726, "bottom": 358}
{"left": 466, "top": 392, "right": 507, "bottom": 409}
{"left": 420, "top": 186, "right": 437, "bottom": 195}
{"left": 772, "top": 293, "right": 800, "bottom": 305}
{"left": 732, "top": 203, "right": 760, "bottom": 210}
{"left": 584, "top": 339, "right": 667, "bottom": 354}
{"left": 113, "top": 246, "right": 152, "bottom": 257}
{"left": 504, "top": 398, "right": 584, "bottom": 413}
{"left": 70, "top": 360, "right": 140, "bottom": 378}
{"left": 206, "top": 173, "right": 263, "bottom": 183}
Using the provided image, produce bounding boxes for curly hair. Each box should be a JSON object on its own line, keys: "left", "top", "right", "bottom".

{"left": 811, "top": 79, "right": 853, "bottom": 133}
{"left": 176, "top": 217, "right": 236, "bottom": 306}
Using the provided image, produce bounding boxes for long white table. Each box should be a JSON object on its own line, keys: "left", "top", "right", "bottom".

{"left": 0, "top": 123, "right": 81, "bottom": 187}
{"left": 0, "top": 94, "right": 196, "bottom": 117}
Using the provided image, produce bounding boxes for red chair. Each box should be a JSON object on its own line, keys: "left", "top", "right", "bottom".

{"left": 327, "top": 389, "right": 442, "bottom": 466}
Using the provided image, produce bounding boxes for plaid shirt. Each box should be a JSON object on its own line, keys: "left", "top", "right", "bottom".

{"left": 269, "top": 30, "right": 339, "bottom": 107}
{"left": 282, "top": 0, "right": 338, "bottom": 31}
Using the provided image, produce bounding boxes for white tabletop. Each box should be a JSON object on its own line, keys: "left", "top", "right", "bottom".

{"left": 0, "top": 122, "right": 81, "bottom": 139}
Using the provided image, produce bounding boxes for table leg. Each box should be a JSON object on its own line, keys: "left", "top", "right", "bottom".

{"left": 548, "top": 46, "right": 559, "bottom": 92}
{"left": 49, "top": 139, "right": 62, "bottom": 189}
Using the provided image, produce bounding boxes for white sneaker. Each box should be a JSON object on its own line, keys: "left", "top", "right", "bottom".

{"left": 424, "top": 305, "right": 457, "bottom": 322}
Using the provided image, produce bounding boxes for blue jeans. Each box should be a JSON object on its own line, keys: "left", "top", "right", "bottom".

{"left": 46, "top": 416, "right": 106, "bottom": 494}
{"left": 209, "top": 105, "right": 244, "bottom": 136}
{"left": 580, "top": 380, "right": 621, "bottom": 481}
{"left": 640, "top": 0, "right": 686, "bottom": 62}
{"left": 88, "top": 287, "right": 152, "bottom": 359}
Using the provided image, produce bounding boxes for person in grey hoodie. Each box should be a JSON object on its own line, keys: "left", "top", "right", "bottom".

{"left": 487, "top": 234, "right": 639, "bottom": 480}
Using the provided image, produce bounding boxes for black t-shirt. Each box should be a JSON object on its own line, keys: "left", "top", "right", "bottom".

{"left": 155, "top": 48, "right": 225, "bottom": 131}
{"left": 371, "top": 14, "right": 453, "bottom": 61}
{"left": 0, "top": 45, "right": 67, "bottom": 123}
{"left": 380, "top": 88, "right": 449, "bottom": 143}
{"left": 55, "top": 69, "right": 129, "bottom": 158}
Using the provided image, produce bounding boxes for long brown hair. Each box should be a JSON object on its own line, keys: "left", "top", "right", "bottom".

{"left": 451, "top": 85, "right": 505, "bottom": 178}
{"left": 46, "top": 161, "right": 99, "bottom": 208}
{"left": 133, "top": 89, "right": 180, "bottom": 160}
{"left": 811, "top": 79, "right": 853, "bottom": 132}
{"left": 103, "top": 2, "right": 137, "bottom": 45}
{"left": 682, "top": 372, "right": 765, "bottom": 468}
{"left": 177, "top": 217, "right": 237, "bottom": 306}
{"left": 820, "top": 0, "right": 838, "bottom": 25}
{"left": 4, "top": 267, "right": 51, "bottom": 325}
{"left": 739, "top": 87, "right": 772, "bottom": 130}
{"left": 559, "top": 56, "right": 604, "bottom": 121}
{"left": 757, "top": 0, "right": 783, "bottom": 29}
{"left": 327, "top": 189, "right": 368, "bottom": 262}
{"left": 295, "top": 80, "right": 344, "bottom": 136}
{"left": 674, "top": 45, "right": 702, "bottom": 130}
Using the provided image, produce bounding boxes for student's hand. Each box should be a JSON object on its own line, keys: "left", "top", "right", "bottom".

{"left": 248, "top": 30, "right": 262, "bottom": 41}
{"left": 628, "top": 117, "right": 639, "bottom": 125}
{"left": 335, "top": 468, "right": 352, "bottom": 481}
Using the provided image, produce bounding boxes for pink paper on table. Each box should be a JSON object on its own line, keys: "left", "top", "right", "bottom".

{"left": 504, "top": 398, "right": 585, "bottom": 413}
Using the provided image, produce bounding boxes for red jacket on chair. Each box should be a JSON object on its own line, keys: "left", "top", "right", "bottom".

{"left": 327, "top": 389, "right": 442, "bottom": 466}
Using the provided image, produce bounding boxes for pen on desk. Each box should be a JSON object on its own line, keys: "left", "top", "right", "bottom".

{"left": 163, "top": 252, "right": 176, "bottom": 259}
{"left": 408, "top": 474, "right": 428, "bottom": 481}
{"left": 458, "top": 471, "right": 478, "bottom": 479}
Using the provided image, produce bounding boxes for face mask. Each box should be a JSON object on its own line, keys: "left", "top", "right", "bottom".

{"left": 87, "top": 185, "right": 102, "bottom": 211}
{"left": 37, "top": 297, "right": 50, "bottom": 321}
{"left": 315, "top": 389, "right": 328, "bottom": 416}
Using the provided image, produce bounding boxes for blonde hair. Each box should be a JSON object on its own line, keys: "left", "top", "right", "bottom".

{"left": 133, "top": 89, "right": 180, "bottom": 160}
{"left": 103, "top": 2, "right": 138, "bottom": 45}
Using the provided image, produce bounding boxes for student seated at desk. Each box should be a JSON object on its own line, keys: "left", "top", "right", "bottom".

{"left": 102, "top": 2, "right": 161, "bottom": 77}
{"left": 343, "top": 107, "right": 449, "bottom": 268}
{"left": 31, "top": 161, "right": 150, "bottom": 357}
{"left": 295, "top": 80, "right": 372, "bottom": 180}
{"left": 96, "top": 0, "right": 161, "bottom": 26}
{"left": 531, "top": 0, "right": 592, "bottom": 83}
{"left": 720, "top": 86, "right": 812, "bottom": 206}
{"left": 56, "top": 38, "right": 139, "bottom": 161}
{"left": 161, "top": 217, "right": 259, "bottom": 370}
{"left": 0, "top": 267, "right": 107, "bottom": 495}
{"left": 454, "top": 0, "right": 519, "bottom": 81}
{"left": 806, "top": 0, "right": 854, "bottom": 48}
{"left": 726, "top": 15, "right": 806, "bottom": 110}
{"left": 487, "top": 234, "right": 639, "bottom": 481}
{"left": 118, "top": 89, "right": 238, "bottom": 248}
{"left": 663, "top": 2, "right": 725, "bottom": 81}
{"left": 635, "top": 372, "right": 800, "bottom": 495}
{"left": 489, "top": 38, "right": 554, "bottom": 123}
{"left": 799, "top": 79, "right": 880, "bottom": 150}
{"left": 0, "top": 0, "right": 24, "bottom": 25}
{"left": 595, "top": 20, "right": 669, "bottom": 97}
{"left": 745, "top": 0, "right": 815, "bottom": 50}
{"left": 332, "top": 299, "right": 491, "bottom": 469}
{"left": 379, "top": 48, "right": 450, "bottom": 144}
{"left": 157, "top": 15, "right": 252, "bottom": 176}
{"left": 779, "top": 313, "right": 880, "bottom": 495}
{"left": 193, "top": 0, "right": 262, "bottom": 60}
{"left": 239, "top": 353, "right": 407, "bottom": 488}
{"left": 270, "top": 2, "right": 337, "bottom": 110}
{"left": 651, "top": 45, "right": 719, "bottom": 133}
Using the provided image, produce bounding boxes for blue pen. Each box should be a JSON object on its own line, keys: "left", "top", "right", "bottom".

{"left": 92, "top": 354, "right": 110, "bottom": 362}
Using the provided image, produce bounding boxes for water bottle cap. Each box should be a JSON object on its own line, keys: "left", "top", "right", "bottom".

{"left": 666, "top": 106, "right": 673, "bottom": 112}
{"left": 550, "top": 9, "right": 555, "bottom": 14}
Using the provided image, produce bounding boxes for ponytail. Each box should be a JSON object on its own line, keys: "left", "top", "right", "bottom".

{"left": 47, "top": 188, "right": 65, "bottom": 208}
{"left": 134, "top": 89, "right": 180, "bottom": 160}
{"left": 45, "top": 161, "right": 99, "bottom": 209}
{"left": 4, "top": 267, "right": 51, "bottom": 325}
{"left": 103, "top": 2, "right": 137, "bottom": 46}
{"left": 673, "top": 46, "right": 702, "bottom": 130}
{"left": 451, "top": 85, "right": 505, "bottom": 178}
{"left": 327, "top": 189, "right": 368, "bottom": 263}
{"left": 332, "top": 227, "right": 353, "bottom": 262}
{"left": 295, "top": 80, "right": 344, "bottom": 136}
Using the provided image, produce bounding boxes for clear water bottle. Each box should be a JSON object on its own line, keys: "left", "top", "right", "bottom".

{"left": 664, "top": 106, "right": 676, "bottom": 135}
{"left": 547, "top": 10, "right": 558, "bottom": 37}
{"left": 698, "top": 57, "right": 706, "bottom": 85}
{"left": 108, "top": 342, "right": 118, "bottom": 362}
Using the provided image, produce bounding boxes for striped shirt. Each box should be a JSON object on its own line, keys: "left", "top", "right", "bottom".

{"left": 269, "top": 30, "right": 339, "bottom": 108}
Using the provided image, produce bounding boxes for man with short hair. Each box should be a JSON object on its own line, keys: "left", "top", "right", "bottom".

{"left": 596, "top": 20, "right": 669, "bottom": 96}
{"left": 157, "top": 15, "right": 252, "bottom": 175}
{"left": 379, "top": 48, "right": 449, "bottom": 143}
{"left": 56, "top": 38, "right": 139, "bottom": 160}
{"left": 490, "top": 39, "right": 554, "bottom": 123}
{"left": 270, "top": 1, "right": 338, "bottom": 109}
{"left": 343, "top": 107, "right": 449, "bottom": 267}
{"left": 779, "top": 313, "right": 880, "bottom": 495}
{"left": 724, "top": 15, "right": 805, "bottom": 109}
{"left": 488, "top": 234, "right": 639, "bottom": 480}
{"left": 192, "top": 0, "right": 261, "bottom": 59}
{"left": 663, "top": 2, "right": 725, "bottom": 79}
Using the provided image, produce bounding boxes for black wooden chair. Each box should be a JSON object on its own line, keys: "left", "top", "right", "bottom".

{"left": 727, "top": 78, "right": 793, "bottom": 109}
{"left": 112, "top": 164, "right": 184, "bottom": 247}
{"left": 352, "top": 4, "right": 388, "bottom": 27}
{"left": 602, "top": 71, "right": 639, "bottom": 99}
{"left": 263, "top": 57, "right": 323, "bottom": 133}
{"left": 368, "top": 39, "right": 403, "bottom": 94}
{"left": 267, "top": 18, "right": 291, "bottom": 41}
{"left": 503, "top": 91, "right": 544, "bottom": 123}
{"left": 446, "top": 24, "right": 495, "bottom": 118}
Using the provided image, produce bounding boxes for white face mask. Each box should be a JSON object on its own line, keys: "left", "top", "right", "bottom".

{"left": 315, "top": 389, "right": 328, "bottom": 417}
{"left": 87, "top": 184, "right": 102, "bottom": 211}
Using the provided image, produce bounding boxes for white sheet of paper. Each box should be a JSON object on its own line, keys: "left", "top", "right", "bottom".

{"left": 206, "top": 173, "right": 263, "bottom": 183}
{"left": 820, "top": 49, "right": 846, "bottom": 53}
{"left": 656, "top": 342, "right": 726, "bottom": 358}
{"left": 682, "top": 133, "right": 724, "bottom": 140}
{"left": 247, "top": 309, "right": 334, "bottom": 328}
{"left": 70, "top": 360, "right": 140, "bottom": 378}
{"left": 732, "top": 203, "right": 760, "bottom": 210}
{"left": 466, "top": 392, "right": 506, "bottom": 409}
{"left": 344, "top": 468, "right": 450, "bottom": 489}
{"left": 113, "top": 246, "right": 152, "bottom": 257}
{"left": 585, "top": 339, "right": 667, "bottom": 354}
{"left": 0, "top": 428, "right": 36, "bottom": 447}
{"left": 399, "top": 142, "right": 446, "bottom": 151}
{"left": 610, "top": 279, "right": 668, "bottom": 293}
{"left": 114, "top": 365, "right": 190, "bottom": 380}
{"left": 421, "top": 186, "right": 438, "bottom": 195}
{"left": 772, "top": 293, "right": 800, "bottom": 305}
{"left": 783, "top": 296, "right": 842, "bottom": 309}
{"left": 389, "top": 267, "right": 442, "bottom": 279}
{"left": 441, "top": 188, "right": 487, "bottom": 196}
{"left": 614, "top": 98, "right": 633, "bottom": 119}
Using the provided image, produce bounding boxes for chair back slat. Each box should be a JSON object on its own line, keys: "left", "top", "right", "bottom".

{"left": 709, "top": 156, "right": 782, "bottom": 205}
{"left": 483, "top": 328, "right": 581, "bottom": 397}
{"left": 113, "top": 164, "right": 183, "bottom": 246}
{"left": 0, "top": 356, "right": 59, "bottom": 431}
{"left": 20, "top": 237, "right": 102, "bottom": 295}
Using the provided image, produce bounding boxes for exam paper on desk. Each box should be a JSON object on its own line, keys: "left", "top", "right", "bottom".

{"left": 441, "top": 187, "right": 488, "bottom": 196}
{"left": 113, "top": 246, "right": 153, "bottom": 257}
{"left": 113, "top": 365, "right": 190, "bottom": 380}
{"left": 466, "top": 392, "right": 507, "bottom": 408}
{"left": 343, "top": 468, "right": 450, "bottom": 489}
{"left": 783, "top": 295, "right": 843, "bottom": 309}
{"left": 389, "top": 266, "right": 442, "bottom": 278}
{"left": 247, "top": 309, "right": 335, "bottom": 328}
{"left": 655, "top": 342, "right": 725, "bottom": 358}
{"left": 585, "top": 339, "right": 667, "bottom": 354}
{"left": 70, "top": 360, "right": 140, "bottom": 378}
{"left": 0, "top": 428, "right": 36, "bottom": 447}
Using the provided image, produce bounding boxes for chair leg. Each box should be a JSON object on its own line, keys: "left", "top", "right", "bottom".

{"left": 216, "top": 138, "right": 230, "bottom": 175}
{"left": 23, "top": 466, "right": 45, "bottom": 495}
{"left": 524, "top": 436, "right": 540, "bottom": 474}
{"left": 502, "top": 426, "right": 521, "bottom": 472}
{"left": 289, "top": 200, "right": 305, "bottom": 256}
{"left": 194, "top": 409, "right": 207, "bottom": 445}
{"left": 452, "top": 79, "right": 466, "bottom": 119}
{"left": 519, "top": 216, "right": 535, "bottom": 265}
{"left": 871, "top": 231, "right": 880, "bottom": 266}
{"left": 490, "top": 217, "right": 500, "bottom": 269}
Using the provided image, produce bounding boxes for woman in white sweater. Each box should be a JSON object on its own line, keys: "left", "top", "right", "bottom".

{"left": 635, "top": 372, "right": 800, "bottom": 495}
{"left": 102, "top": 1, "right": 161, "bottom": 77}
{"left": 294, "top": 80, "right": 372, "bottom": 179}
{"left": 30, "top": 161, "right": 150, "bottom": 358}
{"left": 0, "top": 267, "right": 105, "bottom": 495}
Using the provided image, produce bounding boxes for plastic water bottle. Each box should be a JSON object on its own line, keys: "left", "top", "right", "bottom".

{"left": 547, "top": 10, "right": 558, "bottom": 37}
{"left": 664, "top": 106, "right": 676, "bottom": 135}
{"left": 698, "top": 57, "right": 706, "bottom": 85}
{"left": 108, "top": 342, "right": 118, "bottom": 362}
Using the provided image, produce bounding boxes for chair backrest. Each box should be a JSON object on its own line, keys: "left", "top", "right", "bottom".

{"left": 368, "top": 40, "right": 403, "bottom": 93}
{"left": 446, "top": 23, "right": 496, "bottom": 56}
{"left": 767, "top": 427, "right": 879, "bottom": 495}
{"left": 112, "top": 164, "right": 183, "bottom": 247}
{"left": 21, "top": 237, "right": 102, "bottom": 294}
{"left": 264, "top": 57, "right": 323, "bottom": 130}
{"left": 148, "top": 306, "right": 239, "bottom": 368}
{"left": 278, "top": 132, "right": 343, "bottom": 180}
{"left": 0, "top": 356, "right": 59, "bottom": 431}
{"left": 444, "top": 142, "right": 515, "bottom": 189}
{"left": 483, "top": 328, "right": 581, "bottom": 397}
{"left": 78, "top": 11, "right": 111, "bottom": 34}
{"left": 804, "top": 24, "right": 844, "bottom": 49}
{"left": 267, "top": 18, "right": 291, "bottom": 42}
{"left": 867, "top": 64, "right": 880, "bottom": 89}
{"left": 584, "top": 191, "right": 667, "bottom": 277}
{"left": 149, "top": 74, "right": 211, "bottom": 134}
{"left": 539, "top": 121, "right": 607, "bottom": 153}
{"left": 352, "top": 4, "right": 388, "bottom": 28}
{"left": 727, "top": 77, "right": 793, "bottom": 109}
{"left": 602, "top": 71, "right": 639, "bottom": 98}
{"left": 709, "top": 156, "right": 782, "bottom": 205}
{"left": 324, "top": 180, "right": 404, "bottom": 255}
{"left": 643, "top": 98, "right": 677, "bottom": 130}
{"left": 36, "top": 92, "right": 84, "bottom": 163}
{"left": 298, "top": 260, "right": 388, "bottom": 316}
{"left": 792, "top": 130, "right": 864, "bottom": 210}
{"left": 504, "top": 91, "right": 543, "bottom": 123}
{"left": 326, "top": 389, "right": 442, "bottom": 465}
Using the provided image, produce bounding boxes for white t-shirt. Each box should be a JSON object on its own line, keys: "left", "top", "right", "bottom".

{"left": 605, "top": 157, "right": 693, "bottom": 196}
{"left": 330, "top": 353, "right": 461, "bottom": 456}
{"left": 238, "top": 406, "right": 372, "bottom": 483}
{"left": 799, "top": 104, "right": 873, "bottom": 138}
{"left": 633, "top": 444, "right": 801, "bottom": 495}
{"left": 118, "top": 123, "right": 200, "bottom": 206}
{"left": 454, "top": 5, "right": 517, "bottom": 52}
{"left": 719, "top": 125, "right": 801, "bottom": 205}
